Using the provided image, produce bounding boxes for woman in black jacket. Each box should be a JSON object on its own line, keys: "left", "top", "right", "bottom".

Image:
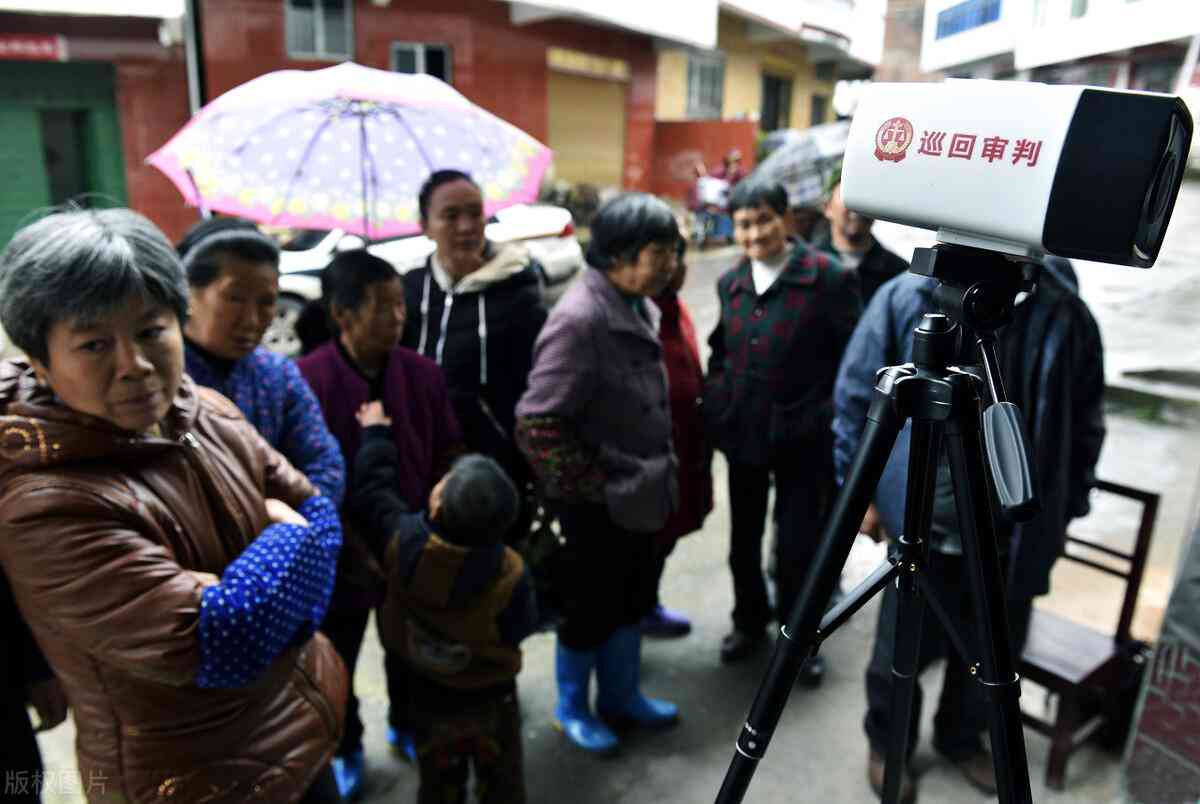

{"left": 401, "top": 170, "right": 548, "bottom": 543}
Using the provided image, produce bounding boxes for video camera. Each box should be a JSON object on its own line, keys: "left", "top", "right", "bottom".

{"left": 841, "top": 80, "right": 1192, "bottom": 268}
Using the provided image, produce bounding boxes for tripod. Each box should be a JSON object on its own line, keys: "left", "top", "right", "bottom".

{"left": 716, "top": 244, "right": 1042, "bottom": 804}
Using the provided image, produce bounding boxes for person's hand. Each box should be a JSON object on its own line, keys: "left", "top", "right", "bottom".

{"left": 356, "top": 400, "right": 391, "bottom": 428}
{"left": 28, "top": 677, "right": 68, "bottom": 732}
{"left": 428, "top": 476, "right": 447, "bottom": 522}
{"left": 266, "top": 498, "right": 309, "bottom": 528}
{"left": 860, "top": 503, "right": 886, "bottom": 542}
{"left": 187, "top": 570, "right": 220, "bottom": 589}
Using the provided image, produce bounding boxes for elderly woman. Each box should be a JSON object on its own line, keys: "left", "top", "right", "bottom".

{"left": 177, "top": 217, "right": 345, "bottom": 504}
{"left": 516, "top": 193, "right": 681, "bottom": 754}
{"left": 402, "top": 170, "right": 547, "bottom": 543}
{"left": 0, "top": 209, "right": 346, "bottom": 803}
{"left": 642, "top": 238, "right": 713, "bottom": 639}
{"left": 705, "top": 178, "right": 860, "bottom": 675}
{"left": 299, "top": 248, "right": 464, "bottom": 798}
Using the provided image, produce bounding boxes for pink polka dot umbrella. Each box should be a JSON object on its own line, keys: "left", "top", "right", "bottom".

{"left": 147, "top": 61, "right": 553, "bottom": 240}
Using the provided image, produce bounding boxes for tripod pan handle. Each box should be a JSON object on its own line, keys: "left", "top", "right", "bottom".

{"left": 982, "top": 401, "right": 1040, "bottom": 522}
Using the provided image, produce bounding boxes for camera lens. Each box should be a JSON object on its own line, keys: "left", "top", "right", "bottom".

{"left": 1135, "top": 112, "right": 1188, "bottom": 263}
{"left": 1152, "top": 153, "right": 1178, "bottom": 221}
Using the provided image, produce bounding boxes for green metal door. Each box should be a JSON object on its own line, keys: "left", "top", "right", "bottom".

{"left": 0, "top": 62, "right": 127, "bottom": 246}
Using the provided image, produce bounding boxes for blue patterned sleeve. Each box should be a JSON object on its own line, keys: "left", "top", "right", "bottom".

{"left": 196, "top": 495, "right": 342, "bottom": 688}
{"left": 278, "top": 358, "right": 346, "bottom": 506}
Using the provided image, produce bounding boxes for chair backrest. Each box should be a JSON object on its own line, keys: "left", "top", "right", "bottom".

{"left": 1059, "top": 479, "right": 1159, "bottom": 644}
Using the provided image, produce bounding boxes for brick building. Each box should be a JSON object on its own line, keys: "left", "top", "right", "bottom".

{"left": 0, "top": 7, "right": 192, "bottom": 244}
{"left": 199, "top": 0, "right": 663, "bottom": 195}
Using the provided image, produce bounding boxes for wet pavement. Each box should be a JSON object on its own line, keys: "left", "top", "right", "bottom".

{"left": 33, "top": 186, "right": 1200, "bottom": 803}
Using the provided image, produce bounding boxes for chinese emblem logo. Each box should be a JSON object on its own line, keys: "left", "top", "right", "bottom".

{"left": 874, "top": 117, "right": 914, "bottom": 163}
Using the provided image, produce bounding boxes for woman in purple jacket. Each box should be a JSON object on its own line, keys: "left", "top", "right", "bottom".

{"left": 516, "top": 193, "right": 681, "bottom": 754}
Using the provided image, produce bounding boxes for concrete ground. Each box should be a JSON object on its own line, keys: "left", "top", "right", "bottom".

{"left": 35, "top": 187, "right": 1200, "bottom": 803}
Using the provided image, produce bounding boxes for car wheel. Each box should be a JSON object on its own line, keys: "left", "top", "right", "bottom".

{"left": 263, "top": 294, "right": 305, "bottom": 358}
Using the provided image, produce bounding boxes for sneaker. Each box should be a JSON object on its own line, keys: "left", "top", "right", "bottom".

{"left": 386, "top": 726, "right": 417, "bottom": 763}
{"left": 641, "top": 605, "right": 692, "bottom": 638}
{"left": 867, "top": 749, "right": 916, "bottom": 804}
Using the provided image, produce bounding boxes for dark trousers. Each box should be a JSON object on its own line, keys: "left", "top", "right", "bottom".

{"left": 555, "top": 503, "right": 657, "bottom": 650}
{"left": 415, "top": 690, "right": 525, "bottom": 804}
{"left": 1, "top": 700, "right": 42, "bottom": 803}
{"left": 726, "top": 457, "right": 831, "bottom": 634}
{"left": 320, "top": 605, "right": 412, "bottom": 755}
{"left": 649, "top": 538, "right": 679, "bottom": 609}
{"left": 864, "top": 551, "right": 1034, "bottom": 761}
{"left": 298, "top": 766, "right": 341, "bottom": 804}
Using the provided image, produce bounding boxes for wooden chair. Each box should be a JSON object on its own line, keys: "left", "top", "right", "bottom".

{"left": 1018, "top": 479, "right": 1159, "bottom": 790}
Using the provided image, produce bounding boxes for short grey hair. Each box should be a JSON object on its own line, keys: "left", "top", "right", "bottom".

{"left": 0, "top": 208, "right": 189, "bottom": 365}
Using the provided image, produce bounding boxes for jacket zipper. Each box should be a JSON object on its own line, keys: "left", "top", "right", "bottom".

{"left": 178, "top": 430, "right": 249, "bottom": 542}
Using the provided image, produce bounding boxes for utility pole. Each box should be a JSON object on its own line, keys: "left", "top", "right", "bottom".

{"left": 184, "top": 0, "right": 207, "bottom": 116}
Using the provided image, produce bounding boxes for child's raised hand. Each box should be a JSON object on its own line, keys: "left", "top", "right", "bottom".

{"left": 356, "top": 400, "right": 392, "bottom": 428}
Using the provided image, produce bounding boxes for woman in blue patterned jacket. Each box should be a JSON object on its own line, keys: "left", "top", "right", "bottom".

{"left": 177, "top": 217, "right": 346, "bottom": 505}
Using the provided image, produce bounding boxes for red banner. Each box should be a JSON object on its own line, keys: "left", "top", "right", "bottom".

{"left": 0, "top": 35, "right": 66, "bottom": 62}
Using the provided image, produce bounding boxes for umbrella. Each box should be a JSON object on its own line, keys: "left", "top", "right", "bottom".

{"left": 147, "top": 62, "right": 553, "bottom": 239}
{"left": 754, "top": 120, "right": 851, "bottom": 209}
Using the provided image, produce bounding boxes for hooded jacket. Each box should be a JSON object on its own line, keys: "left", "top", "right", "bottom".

{"left": 0, "top": 360, "right": 346, "bottom": 803}
{"left": 402, "top": 243, "right": 547, "bottom": 481}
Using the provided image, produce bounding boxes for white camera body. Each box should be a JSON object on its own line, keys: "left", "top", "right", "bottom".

{"left": 841, "top": 80, "right": 1191, "bottom": 268}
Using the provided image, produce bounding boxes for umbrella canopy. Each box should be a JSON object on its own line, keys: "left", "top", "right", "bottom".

{"left": 754, "top": 121, "right": 850, "bottom": 209}
{"left": 147, "top": 62, "right": 553, "bottom": 239}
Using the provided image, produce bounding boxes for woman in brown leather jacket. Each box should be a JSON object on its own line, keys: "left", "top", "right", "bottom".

{"left": 0, "top": 209, "right": 347, "bottom": 804}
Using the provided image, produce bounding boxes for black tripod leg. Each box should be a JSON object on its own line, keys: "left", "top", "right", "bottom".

{"left": 882, "top": 419, "right": 942, "bottom": 804}
{"left": 943, "top": 380, "right": 1033, "bottom": 804}
{"left": 715, "top": 380, "right": 906, "bottom": 804}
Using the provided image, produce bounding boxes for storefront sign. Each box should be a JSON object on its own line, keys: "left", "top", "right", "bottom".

{"left": 0, "top": 35, "right": 66, "bottom": 62}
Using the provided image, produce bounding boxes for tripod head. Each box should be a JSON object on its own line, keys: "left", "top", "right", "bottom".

{"left": 909, "top": 244, "right": 1040, "bottom": 523}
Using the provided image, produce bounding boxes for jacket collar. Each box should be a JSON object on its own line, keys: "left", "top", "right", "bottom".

{"left": 429, "top": 242, "right": 532, "bottom": 295}
{"left": 728, "top": 239, "right": 820, "bottom": 298}
{"left": 582, "top": 267, "right": 661, "bottom": 342}
{"left": 0, "top": 359, "right": 200, "bottom": 473}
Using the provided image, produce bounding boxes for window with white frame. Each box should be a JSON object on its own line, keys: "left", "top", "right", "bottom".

{"left": 687, "top": 53, "right": 725, "bottom": 119}
{"left": 285, "top": 0, "right": 353, "bottom": 60}
{"left": 392, "top": 43, "right": 453, "bottom": 84}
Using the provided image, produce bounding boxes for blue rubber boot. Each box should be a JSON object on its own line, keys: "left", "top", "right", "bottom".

{"left": 331, "top": 749, "right": 364, "bottom": 801}
{"left": 554, "top": 641, "right": 619, "bottom": 754}
{"left": 596, "top": 625, "right": 680, "bottom": 729}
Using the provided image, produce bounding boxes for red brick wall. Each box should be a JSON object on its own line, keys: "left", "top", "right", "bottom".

{"left": 200, "top": 0, "right": 656, "bottom": 191}
{"left": 650, "top": 120, "right": 758, "bottom": 202}
{"left": 0, "top": 12, "right": 197, "bottom": 242}
{"left": 115, "top": 56, "right": 196, "bottom": 242}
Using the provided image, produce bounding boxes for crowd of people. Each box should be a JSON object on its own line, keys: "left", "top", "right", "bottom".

{"left": 0, "top": 161, "right": 1105, "bottom": 804}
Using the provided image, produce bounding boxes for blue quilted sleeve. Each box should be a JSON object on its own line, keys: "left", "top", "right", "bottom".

{"left": 196, "top": 495, "right": 342, "bottom": 688}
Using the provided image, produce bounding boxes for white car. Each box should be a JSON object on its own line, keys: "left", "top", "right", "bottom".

{"left": 269, "top": 204, "right": 585, "bottom": 356}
